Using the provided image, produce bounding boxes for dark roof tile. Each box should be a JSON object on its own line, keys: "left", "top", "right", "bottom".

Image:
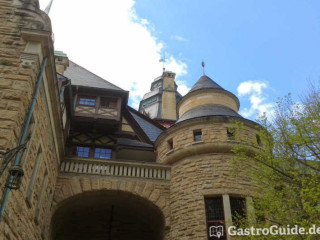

{"left": 189, "top": 75, "right": 223, "bottom": 93}
{"left": 177, "top": 104, "right": 242, "bottom": 123}
{"left": 130, "top": 111, "right": 163, "bottom": 142}
{"left": 64, "top": 61, "right": 124, "bottom": 91}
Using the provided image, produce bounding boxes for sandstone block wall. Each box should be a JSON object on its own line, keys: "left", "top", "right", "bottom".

{"left": 0, "top": 1, "right": 61, "bottom": 239}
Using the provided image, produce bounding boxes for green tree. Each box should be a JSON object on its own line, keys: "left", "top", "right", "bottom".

{"left": 232, "top": 84, "right": 320, "bottom": 240}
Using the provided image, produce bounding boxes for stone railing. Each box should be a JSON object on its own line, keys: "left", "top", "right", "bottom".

{"left": 60, "top": 157, "right": 171, "bottom": 180}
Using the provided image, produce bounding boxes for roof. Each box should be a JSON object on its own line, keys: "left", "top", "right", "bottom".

{"left": 189, "top": 75, "right": 223, "bottom": 93}
{"left": 177, "top": 104, "right": 243, "bottom": 123}
{"left": 129, "top": 111, "right": 163, "bottom": 142}
{"left": 142, "top": 88, "right": 161, "bottom": 100}
{"left": 54, "top": 50, "right": 68, "bottom": 58}
{"left": 64, "top": 61, "right": 124, "bottom": 91}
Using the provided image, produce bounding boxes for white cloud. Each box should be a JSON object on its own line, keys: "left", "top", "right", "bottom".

{"left": 237, "top": 81, "right": 267, "bottom": 97}
{"left": 176, "top": 80, "right": 190, "bottom": 95}
{"left": 237, "top": 80, "right": 274, "bottom": 118}
{"left": 39, "top": 0, "right": 188, "bottom": 109}
{"left": 172, "top": 35, "right": 188, "bottom": 42}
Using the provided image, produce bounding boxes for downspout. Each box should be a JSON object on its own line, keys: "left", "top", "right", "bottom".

{"left": 67, "top": 82, "right": 74, "bottom": 115}
{"left": 0, "top": 57, "right": 48, "bottom": 222}
{"left": 59, "top": 83, "right": 66, "bottom": 103}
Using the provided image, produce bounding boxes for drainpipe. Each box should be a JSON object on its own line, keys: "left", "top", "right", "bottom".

{"left": 59, "top": 83, "right": 66, "bottom": 103}
{"left": 67, "top": 81, "right": 74, "bottom": 116}
{"left": 0, "top": 57, "right": 48, "bottom": 222}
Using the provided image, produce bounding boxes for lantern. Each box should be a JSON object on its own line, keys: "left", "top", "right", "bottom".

{"left": 5, "top": 165, "right": 24, "bottom": 190}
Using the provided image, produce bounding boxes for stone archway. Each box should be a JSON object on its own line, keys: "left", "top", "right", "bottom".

{"left": 51, "top": 190, "right": 165, "bottom": 240}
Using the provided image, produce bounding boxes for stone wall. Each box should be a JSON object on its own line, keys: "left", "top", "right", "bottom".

{"left": 0, "top": 1, "right": 62, "bottom": 239}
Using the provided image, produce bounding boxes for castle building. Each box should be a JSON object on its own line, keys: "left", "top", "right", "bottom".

{"left": 0, "top": 1, "right": 261, "bottom": 240}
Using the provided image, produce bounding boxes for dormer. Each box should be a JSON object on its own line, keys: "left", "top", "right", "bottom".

{"left": 74, "top": 90, "right": 123, "bottom": 122}
{"left": 63, "top": 61, "right": 128, "bottom": 127}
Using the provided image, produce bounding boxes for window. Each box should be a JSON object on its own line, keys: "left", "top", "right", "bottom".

{"left": 76, "top": 146, "right": 90, "bottom": 158}
{"left": 168, "top": 138, "right": 173, "bottom": 150}
{"left": 94, "top": 148, "right": 112, "bottom": 159}
{"left": 227, "top": 128, "right": 235, "bottom": 140}
{"left": 79, "top": 97, "right": 96, "bottom": 106}
{"left": 205, "top": 196, "right": 247, "bottom": 239}
{"left": 193, "top": 130, "right": 202, "bottom": 142}
{"left": 100, "top": 97, "right": 117, "bottom": 109}
{"left": 230, "top": 196, "right": 246, "bottom": 224}
{"left": 205, "top": 196, "right": 226, "bottom": 240}
{"left": 256, "top": 134, "right": 261, "bottom": 146}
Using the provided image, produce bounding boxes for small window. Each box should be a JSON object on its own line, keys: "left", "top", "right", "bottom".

{"left": 227, "top": 128, "right": 235, "bottom": 140}
{"left": 76, "top": 146, "right": 90, "bottom": 158}
{"left": 79, "top": 97, "right": 96, "bottom": 106}
{"left": 168, "top": 138, "right": 173, "bottom": 150}
{"left": 256, "top": 134, "right": 261, "bottom": 146}
{"left": 94, "top": 148, "right": 112, "bottom": 159}
{"left": 100, "top": 97, "right": 117, "bottom": 109}
{"left": 193, "top": 130, "right": 202, "bottom": 142}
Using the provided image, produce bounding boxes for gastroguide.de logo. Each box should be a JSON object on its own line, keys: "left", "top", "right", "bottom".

{"left": 209, "top": 225, "right": 320, "bottom": 238}
{"left": 209, "top": 225, "right": 224, "bottom": 239}
{"left": 228, "top": 225, "right": 320, "bottom": 237}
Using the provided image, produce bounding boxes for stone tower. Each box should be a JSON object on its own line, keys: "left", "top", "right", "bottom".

{"left": 139, "top": 71, "right": 182, "bottom": 127}
{"left": 155, "top": 73, "right": 260, "bottom": 239}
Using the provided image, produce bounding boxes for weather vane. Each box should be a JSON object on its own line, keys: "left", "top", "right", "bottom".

{"left": 202, "top": 60, "right": 205, "bottom": 75}
{"left": 159, "top": 53, "right": 167, "bottom": 72}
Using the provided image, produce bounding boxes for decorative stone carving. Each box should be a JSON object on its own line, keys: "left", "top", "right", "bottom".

{"left": 13, "top": 0, "right": 52, "bottom": 31}
{"left": 13, "top": 0, "right": 39, "bottom": 11}
{"left": 20, "top": 52, "right": 40, "bottom": 76}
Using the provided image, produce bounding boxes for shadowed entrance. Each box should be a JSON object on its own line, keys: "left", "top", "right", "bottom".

{"left": 51, "top": 190, "right": 165, "bottom": 240}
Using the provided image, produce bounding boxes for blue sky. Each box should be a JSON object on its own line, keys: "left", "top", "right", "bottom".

{"left": 40, "top": 0, "right": 320, "bottom": 120}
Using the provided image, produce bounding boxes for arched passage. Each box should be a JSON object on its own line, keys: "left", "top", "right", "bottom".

{"left": 51, "top": 190, "right": 165, "bottom": 240}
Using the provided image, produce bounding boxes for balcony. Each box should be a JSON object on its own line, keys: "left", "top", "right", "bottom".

{"left": 60, "top": 157, "right": 171, "bottom": 181}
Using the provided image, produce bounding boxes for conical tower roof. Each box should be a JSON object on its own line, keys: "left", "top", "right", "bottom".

{"left": 177, "top": 72, "right": 240, "bottom": 123}
{"left": 189, "top": 74, "right": 223, "bottom": 93}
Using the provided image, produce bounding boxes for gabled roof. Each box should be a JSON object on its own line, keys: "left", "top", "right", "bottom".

{"left": 64, "top": 61, "right": 124, "bottom": 91}
{"left": 189, "top": 74, "right": 223, "bottom": 93}
{"left": 128, "top": 107, "right": 164, "bottom": 142}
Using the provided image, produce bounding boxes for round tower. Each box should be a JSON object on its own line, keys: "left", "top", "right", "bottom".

{"left": 155, "top": 73, "right": 261, "bottom": 240}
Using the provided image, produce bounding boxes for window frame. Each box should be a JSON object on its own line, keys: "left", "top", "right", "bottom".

{"left": 205, "top": 196, "right": 226, "bottom": 240}
{"left": 227, "top": 128, "right": 235, "bottom": 140}
{"left": 94, "top": 147, "right": 112, "bottom": 159}
{"left": 167, "top": 138, "right": 173, "bottom": 150}
{"left": 78, "top": 96, "right": 96, "bottom": 107}
{"left": 204, "top": 195, "right": 247, "bottom": 240}
{"left": 76, "top": 146, "right": 90, "bottom": 158}
{"left": 193, "top": 129, "right": 203, "bottom": 142}
{"left": 100, "top": 97, "right": 118, "bottom": 109}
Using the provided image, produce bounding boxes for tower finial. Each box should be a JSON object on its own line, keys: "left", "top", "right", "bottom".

{"left": 159, "top": 53, "right": 167, "bottom": 72}
{"left": 201, "top": 61, "right": 205, "bottom": 75}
